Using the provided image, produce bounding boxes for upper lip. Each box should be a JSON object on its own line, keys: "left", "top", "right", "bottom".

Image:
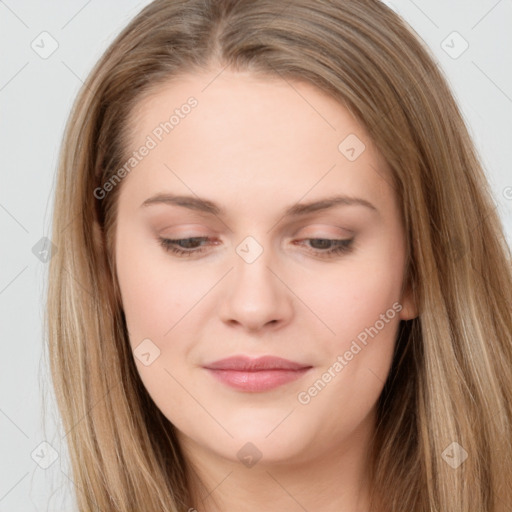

{"left": 203, "top": 355, "right": 311, "bottom": 371}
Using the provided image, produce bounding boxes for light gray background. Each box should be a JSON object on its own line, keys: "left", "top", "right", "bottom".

{"left": 1, "top": 1, "right": 511, "bottom": 510}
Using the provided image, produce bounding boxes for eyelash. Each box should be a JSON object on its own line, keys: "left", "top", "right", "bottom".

{"left": 157, "top": 236, "right": 354, "bottom": 259}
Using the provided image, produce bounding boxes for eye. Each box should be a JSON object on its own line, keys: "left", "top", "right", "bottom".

{"left": 158, "top": 236, "right": 354, "bottom": 259}
{"left": 158, "top": 236, "right": 212, "bottom": 257}
{"left": 294, "top": 238, "right": 354, "bottom": 258}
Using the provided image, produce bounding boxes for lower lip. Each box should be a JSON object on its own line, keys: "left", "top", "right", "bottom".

{"left": 205, "top": 368, "right": 311, "bottom": 392}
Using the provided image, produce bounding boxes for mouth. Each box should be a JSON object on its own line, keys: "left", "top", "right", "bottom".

{"left": 203, "top": 355, "right": 313, "bottom": 392}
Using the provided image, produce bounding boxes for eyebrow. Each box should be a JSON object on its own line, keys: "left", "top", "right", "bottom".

{"left": 140, "top": 193, "right": 379, "bottom": 217}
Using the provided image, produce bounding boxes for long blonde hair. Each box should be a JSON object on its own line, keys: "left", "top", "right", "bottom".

{"left": 46, "top": 0, "right": 512, "bottom": 510}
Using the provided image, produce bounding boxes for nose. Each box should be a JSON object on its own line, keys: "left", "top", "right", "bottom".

{"left": 218, "top": 244, "right": 294, "bottom": 332}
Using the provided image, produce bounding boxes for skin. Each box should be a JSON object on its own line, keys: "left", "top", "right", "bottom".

{"left": 114, "top": 68, "right": 417, "bottom": 512}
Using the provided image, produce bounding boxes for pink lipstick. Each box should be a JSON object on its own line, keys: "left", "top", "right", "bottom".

{"left": 203, "top": 355, "right": 312, "bottom": 392}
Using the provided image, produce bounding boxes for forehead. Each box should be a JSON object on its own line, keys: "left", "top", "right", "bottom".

{"left": 120, "top": 69, "right": 395, "bottom": 218}
{"left": 129, "top": 69, "right": 368, "bottom": 156}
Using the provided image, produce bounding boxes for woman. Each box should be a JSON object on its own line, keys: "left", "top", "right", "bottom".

{"left": 46, "top": 0, "right": 512, "bottom": 510}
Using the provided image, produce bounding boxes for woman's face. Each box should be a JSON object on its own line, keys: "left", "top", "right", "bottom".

{"left": 114, "top": 69, "right": 416, "bottom": 468}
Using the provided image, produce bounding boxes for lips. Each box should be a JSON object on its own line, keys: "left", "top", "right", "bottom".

{"left": 203, "top": 355, "right": 310, "bottom": 371}
{"left": 203, "top": 355, "right": 312, "bottom": 392}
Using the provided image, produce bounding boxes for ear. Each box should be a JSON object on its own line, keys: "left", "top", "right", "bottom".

{"left": 399, "top": 279, "right": 418, "bottom": 320}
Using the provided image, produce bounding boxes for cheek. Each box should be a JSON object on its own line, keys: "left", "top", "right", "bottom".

{"left": 304, "top": 259, "right": 404, "bottom": 342}
{"left": 297, "top": 244, "right": 405, "bottom": 405}
{"left": 115, "top": 226, "right": 194, "bottom": 344}
{"left": 295, "top": 266, "right": 402, "bottom": 429}
{"left": 115, "top": 235, "right": 198, "bottom": 414}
